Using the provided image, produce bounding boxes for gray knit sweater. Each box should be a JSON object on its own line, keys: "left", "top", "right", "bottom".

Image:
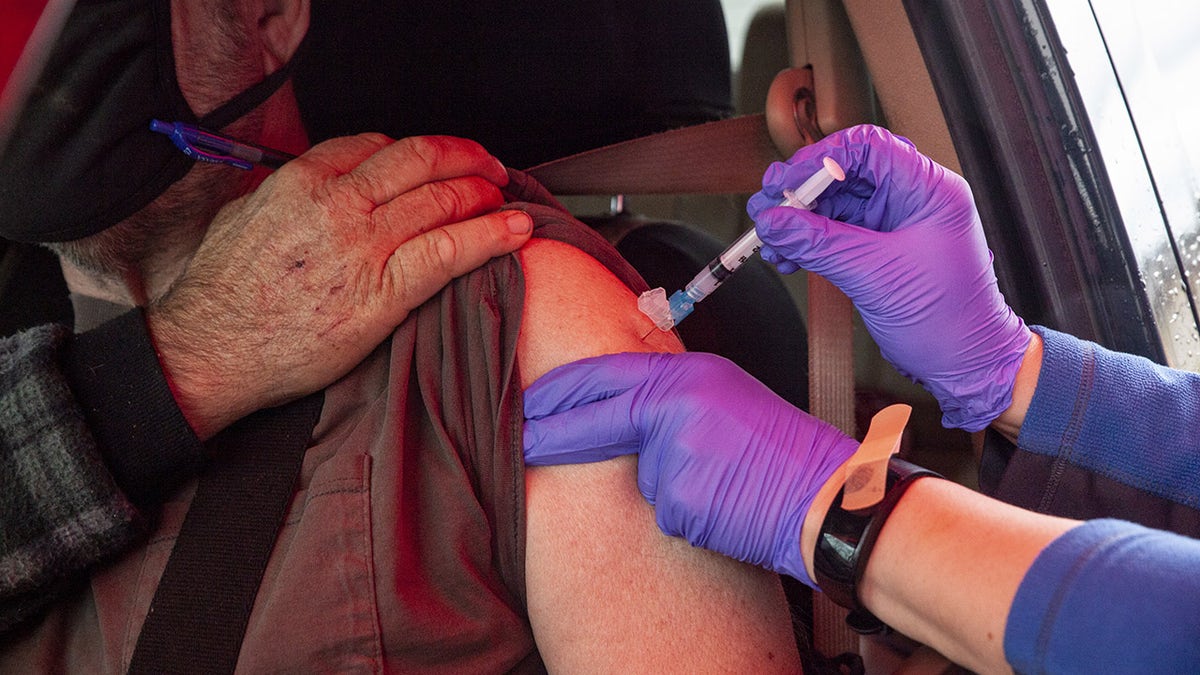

{"left": 0, "top": 313, "right": 203, "bottom": 633}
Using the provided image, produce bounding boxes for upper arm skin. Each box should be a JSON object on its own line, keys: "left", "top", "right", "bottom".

{"left": 518, "top": 238, "right": 801, "bottom": 672}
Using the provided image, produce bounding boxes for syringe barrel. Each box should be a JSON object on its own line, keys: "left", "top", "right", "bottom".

{"left": 685, "top": 227, "right": 761, "bottom": 301}
{"left": 685, "top": 263, "right": 725, "bottom": 299}
{"left": 718, "top": 229, "right": 763, "bottom": 270}
{"left": 697, "top": 160, "right": 839, "bottom": 301}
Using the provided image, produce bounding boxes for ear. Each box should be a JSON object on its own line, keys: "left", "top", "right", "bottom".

{"left": 257, "top": 0, "right": 309, "bottom": 72}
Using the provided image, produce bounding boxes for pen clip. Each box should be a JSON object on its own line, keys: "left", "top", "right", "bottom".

{"left": 150, "top": 119, "right": 256, "bottom": 170}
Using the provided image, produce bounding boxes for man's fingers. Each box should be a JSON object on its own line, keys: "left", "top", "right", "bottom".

{"left": 289, "top": 135, "right": 513, "bottom": 246}
{"left": 374, "top": 175, "right": 506, "bottom": 239}
{"left": 382, "top": 209, "right": 533, "bottom": 314}
{"left": 341, "top": 135, "right": 508, "bottom": 206}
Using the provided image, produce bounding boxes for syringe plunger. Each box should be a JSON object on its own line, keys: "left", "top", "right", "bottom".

{"left": 781, "top": 155, "right": 845, "bottom": 209}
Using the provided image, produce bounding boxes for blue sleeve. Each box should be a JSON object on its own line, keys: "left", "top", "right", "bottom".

{"left": 1005, "top": 519, "right": 1200, "bottom": 673}
{"left": 1018, "top": 326, "right": 1200, "bottom": 508}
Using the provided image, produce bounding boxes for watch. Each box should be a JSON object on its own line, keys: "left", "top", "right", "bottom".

{"left": 811, "top": 457, "right": 940, "bottom": 634}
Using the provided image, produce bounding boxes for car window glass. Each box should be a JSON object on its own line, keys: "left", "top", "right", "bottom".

{"left": 1048, "top": 0, "right": 1200, "bottom": 369}
{"left": 722, "top": 0, "right": 776, "bottom": 71}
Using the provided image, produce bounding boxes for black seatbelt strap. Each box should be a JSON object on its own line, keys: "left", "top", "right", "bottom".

{"left": 127, "top": 391, "right": 324, "bottom": 675}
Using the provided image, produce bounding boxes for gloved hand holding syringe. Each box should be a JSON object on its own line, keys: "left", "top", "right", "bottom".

{"left": 638, "top": 156, "right": 845, "bottom": 334}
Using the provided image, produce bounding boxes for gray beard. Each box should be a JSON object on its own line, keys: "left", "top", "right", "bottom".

{"left": 44, "top": 159, "right": 250, "bottom": 294}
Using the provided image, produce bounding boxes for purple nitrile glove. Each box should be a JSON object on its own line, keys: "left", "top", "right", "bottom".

{"left": 523, "top": 351, "right": 858, "bottom": 587}
{"left": 748, "top": 124, "right": 1031, "bottom": 431}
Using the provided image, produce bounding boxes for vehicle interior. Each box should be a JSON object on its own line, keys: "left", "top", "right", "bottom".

{"left": 288, "top": 0, "right": 1199, "bottom": 668}
{"left": 2, "top": 0, "right": 1194, "bottom": 670}
{"left": 286, "top": 0, "right": 982, "bottom": 474}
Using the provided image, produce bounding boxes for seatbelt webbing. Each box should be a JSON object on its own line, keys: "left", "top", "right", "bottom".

{"left": 128, "top": 392, "right": 324, "bottom": 675}
{"left": 807, "top": 275, "right": 860, "bottom": 659}
{"left": 528, "top": 113, "right": 782, "bottom": 195}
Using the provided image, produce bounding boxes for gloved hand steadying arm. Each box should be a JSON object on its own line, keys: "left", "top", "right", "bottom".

{"left": 748, "top": 124, "right": 1031, "bottom": 431}
{"left": 523, "top": 351, "right": 858, "bottom": 587}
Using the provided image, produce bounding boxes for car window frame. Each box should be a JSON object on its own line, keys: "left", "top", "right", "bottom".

{"left": 904, "top": 0, "right": 1172, "bottom": 364}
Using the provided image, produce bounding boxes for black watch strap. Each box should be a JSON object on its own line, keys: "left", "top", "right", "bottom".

{"left": 812, "top": 457, "right": 940, "bottom": 634}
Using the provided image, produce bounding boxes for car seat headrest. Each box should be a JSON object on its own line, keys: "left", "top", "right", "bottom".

{"left": 294, "top": 0, "right": 733, "bottom": 168}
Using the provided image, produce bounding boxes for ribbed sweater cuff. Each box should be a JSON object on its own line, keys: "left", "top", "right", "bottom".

{"left": 62, "top": 309, "right": 204, "bottom": 509}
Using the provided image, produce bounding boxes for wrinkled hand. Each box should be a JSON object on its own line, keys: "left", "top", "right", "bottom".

{"left": 150, "top": 134, "right": 532, "bottom": 438}
{"left": 748, "top": 124, "right": 1030, "bottom": 431}
{"left": 523, "top": 351, "right": 858, "bottom": 586}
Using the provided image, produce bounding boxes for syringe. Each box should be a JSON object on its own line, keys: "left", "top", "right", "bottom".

{"left": 638, "top": 156, "right": 845, "bottom": 333}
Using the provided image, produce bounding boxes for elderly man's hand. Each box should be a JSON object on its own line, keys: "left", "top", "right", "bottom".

{"left": 148, "top": 134, "right": 532, "bottom": 438}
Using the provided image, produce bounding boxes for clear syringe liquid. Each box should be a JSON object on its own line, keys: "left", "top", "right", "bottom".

{"left": 638, "top": 155, "right": 846, "bottom": 332}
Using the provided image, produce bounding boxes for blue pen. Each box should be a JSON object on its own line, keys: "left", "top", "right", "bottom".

{"left": 149, "top": 119, "right": 296, "bottom": 170}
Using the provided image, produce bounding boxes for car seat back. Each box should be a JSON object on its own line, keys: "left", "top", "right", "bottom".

{"left": 294, "top": 0, "right": 811, "bottom": 412}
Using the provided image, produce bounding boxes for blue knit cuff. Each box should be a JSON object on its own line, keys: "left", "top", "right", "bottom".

{"left": 1018, "top": 326, "right": 1200, "bottom": 509}
{"left": 1006, "top": 519, "right": 1200, "bottom": 673}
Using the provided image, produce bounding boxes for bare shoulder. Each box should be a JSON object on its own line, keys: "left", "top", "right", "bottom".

{"left": 516, "top": 237, "right": 681, "bottom": 387}
{"left": 517, "top": 237, "right": 800, "bottom": 671}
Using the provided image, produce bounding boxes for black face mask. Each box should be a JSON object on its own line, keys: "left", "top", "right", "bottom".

{"left": 0, "top": 0, "right": 293, "bottom": 244}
